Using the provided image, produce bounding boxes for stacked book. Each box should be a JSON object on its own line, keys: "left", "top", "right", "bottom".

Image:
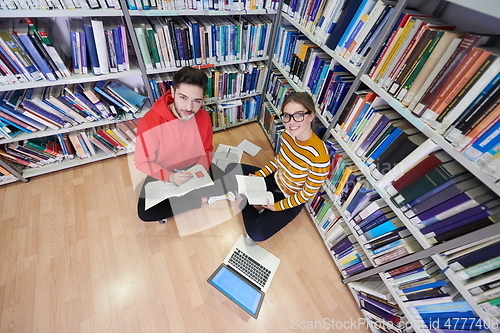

{"left": 126, "top": 0, "right": 278, "bottom": 11}
{"left": 307, "top": 190, "right": 371, "bottom": 277}
{"left": 384, "top": 258, "right": 492, "bottom": 332}
{"left": 204, "top": 95, "right": 260, "bottom": 129}
{"left": 148, "top": 62, "right": 268, "bottom": 102}
{"left": 442, "top": 236, "right": 500, "bottom": 320}
{"left": 132, "top": 16, "right": 272, "bottom": 70}
{"left": 332, "top": 0, "right": 396, "bottom": 68}
{"left": 70, "top": 17, "right": 131, "bottom": 76}
{"left": 259, "top": 101, "right": 284, "bottom": 152}
{"left": 0, "top": 157, "right": 18, "bottom": 183}
{"left": 0, "top": 18, "right": 130, "bottom": 85}
{"left": 282, "top": 0, "right": 372, "bottom": 47}
{"left": 266, "top": 69, "right": 295, "bottom": 112}
{"left": 334, "top": 90, "right": 429, "bottom": 181}
{"left": 0, "top": 80, "right": 147, "bottom": 137}
{"left": 0, "top": 119, "right": 138, "bottom": 167}
{"left": 377, "top": 145, "right": 500, "bottom": 245}
{"left": 0, "top": 0, "right": 121, "bottom": 9}
{"left": 273, "top": 26, "right": 356, "bottom": 121}
{"left": 349, "top": 276, "right": 409, "bottom": 333}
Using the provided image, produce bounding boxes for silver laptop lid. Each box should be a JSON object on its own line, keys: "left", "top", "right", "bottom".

{"left": 223, "top": 235, "right": 280, "bottom": 292}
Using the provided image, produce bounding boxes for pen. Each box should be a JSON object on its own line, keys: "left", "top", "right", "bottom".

{"left": 174, "top": 169, "right": 194, "bottom": 178}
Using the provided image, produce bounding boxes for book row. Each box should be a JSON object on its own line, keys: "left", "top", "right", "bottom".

{"left": 126, "top": 0, "right": 278, "bottom": 11}
{"left": 0, "top": 119, "right": 138, "bottom": 168}
{"left": 350, "top": 277, "right": 410, "bottom": 333}
{"left": 272, "top": 28, "right": 358, "bottom": 120}
{"left": 328, "top": 127, "right": 500, "bottom": 248}
{"left": 148, "top": 61, "right": 268, "bottom": 102}
{"left": 0, "top": 0, "right": 121, "bottom": 10}
{"left": 0, "top": 18, "right": 131, "bottom": 85}
{"left": 441, "top": 237, "right": 500, "bottom": 320}
{"left": 309, "top": 202, "right": 372, "bottom": 276}
{"left": 132, "top": 15, "right": 272, "bottom": 70}
{"left": 281, "top": 0, "right": 358, "bottom": 45}
{"left": 0, "top": 80, "right": 147, "bottom": 139}
{"left": 336, "top": 88, "right": 500, "bottom": 183}
{"left": 328, "top": 1, "right": 500, "bottom": 180}
{"left": 205, "top": 95, "right": 260, "bottom": 129}
{"left": 260, "top": 101, "right": 284, "bottom": 153}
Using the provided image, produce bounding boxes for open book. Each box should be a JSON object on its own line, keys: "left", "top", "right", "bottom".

{"left": 144, "top": 164, "right": 213, "bottom": 210}
{"left": 235, "top": 175, "right": 274, "bottom": 205}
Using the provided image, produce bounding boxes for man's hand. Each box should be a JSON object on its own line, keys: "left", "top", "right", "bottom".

{"left": 169, "top": 170, "right": 193, "bottom": 185}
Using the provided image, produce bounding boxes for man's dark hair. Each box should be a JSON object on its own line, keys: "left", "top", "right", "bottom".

{"left": 172, "top": 66, "right": 208, "bottom": 93}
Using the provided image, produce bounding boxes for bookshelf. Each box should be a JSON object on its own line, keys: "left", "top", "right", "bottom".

{"left": 259, "top": 0, "right": 500, "bottom": 332}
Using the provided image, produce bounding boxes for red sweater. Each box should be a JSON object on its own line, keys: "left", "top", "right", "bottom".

{"left": 134, "top": 90, "right": 213, "bottom": 181}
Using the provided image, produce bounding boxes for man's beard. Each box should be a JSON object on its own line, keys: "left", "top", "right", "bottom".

{"left": 172, "top": 102, "right": 195, "bottom": 121}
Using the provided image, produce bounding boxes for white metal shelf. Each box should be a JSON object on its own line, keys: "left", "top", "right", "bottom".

{"left": 445, "top": 0, "right": 500, "bottom": 20}
{"left": 0, "top": 68, "right": 142, "bottom": 93}
{"left": 379, "top": 273, "right": 431, "bottom": 333}
{"left": 0, "top": 176, "right": 21, "bottom": 186}
{"left": 0, "top": 109, "right": 147, "bottom": 145}
{"left": 0, "top": 9, "right": 123, "bottom": 17}
{"left": 305, "top": 203, "right": 349, "bottom": 279}
{"left": 129, "top": 9, "right": 277, "bottom": 16}
{"left": 361, "top": 74, "right": 500, "bottom": 197}
{"left": 205, "top": 91, "right": 263, "bottom": 106}
{"left": 22, "top": 148, "right": 130, "bottom": 178}
{"left": 146, "top": 56, "right": 269, "bottom": 75}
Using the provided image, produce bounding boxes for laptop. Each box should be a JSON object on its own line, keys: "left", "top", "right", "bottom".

{"left": 207, "top": 235, "right": 281, "bottom": 318}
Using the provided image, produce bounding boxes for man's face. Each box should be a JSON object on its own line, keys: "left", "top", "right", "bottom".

{"left": 171, "top": 83, "right": 204, "bottom": 121}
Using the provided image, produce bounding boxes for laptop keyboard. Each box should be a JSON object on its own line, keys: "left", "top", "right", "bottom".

{"left": 228, "top": 248, "right": 271, "bottom": 288}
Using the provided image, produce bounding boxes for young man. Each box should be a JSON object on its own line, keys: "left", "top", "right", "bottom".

{"left": 135, "top": 66, "right": 233, "bottom": 222}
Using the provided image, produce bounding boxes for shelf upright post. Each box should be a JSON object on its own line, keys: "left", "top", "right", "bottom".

{"left": 257, "top": 4, "right": 284, "bottom": 121}
{"left": 0, "top": 158, "right": 28, "bottom": 183}
{"left": 118, "top": 0, "right": 156, "bottom": 103}
{"left": 321, "top": 0, "right": 410, "bottom": 141}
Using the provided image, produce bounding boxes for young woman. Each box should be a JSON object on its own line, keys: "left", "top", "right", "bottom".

{"left": 224, "top": 92, "right": 331, "bottom": 241}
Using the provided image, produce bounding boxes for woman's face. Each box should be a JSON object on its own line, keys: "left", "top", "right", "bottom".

{"left": 282, "top": 101, "right": 315, "bottom": 141}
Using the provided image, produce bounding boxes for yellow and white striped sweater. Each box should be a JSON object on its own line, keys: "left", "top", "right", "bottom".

{"left": 256, "top": 131, "right": 331, "bottom": 211}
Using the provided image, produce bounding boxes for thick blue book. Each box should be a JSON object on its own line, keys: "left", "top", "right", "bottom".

{"left": 403, "top": 178, "right": 481, "bottom": 217}
{"left": 20, "top": 100, "right": 67, "bottom": 128}
{"left": 355, "top": 208, "right": 394, "bottom": 230}
{"left": 359, "top": 218, "right": 403, "bottom": 242}
{"left": 411, "top": 189, "right": 497, "bottom": 228}
{"left": 325, "top": 0, "right": 365, "bottom": 50}
{"left": 420, "top": 204, "right": 496, "bottom": 237}
{"left": 82, "top": 17, "right": 100, "bottom": 75}
{"left": 401, "top": 280, "right": 449, "bottom": 295}
{"left": 449, "top": 241, "right": 500, "bottom": 271}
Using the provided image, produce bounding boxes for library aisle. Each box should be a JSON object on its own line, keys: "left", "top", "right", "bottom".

{"left": 0, "top": 123, "right": 369, "bottom": 333}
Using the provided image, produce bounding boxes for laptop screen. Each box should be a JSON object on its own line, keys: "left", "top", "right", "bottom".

{"left": 208, "top": 265, "right": 264, "bottom": 318}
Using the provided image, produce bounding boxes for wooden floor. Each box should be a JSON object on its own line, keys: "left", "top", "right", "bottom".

{"left": 0, "top": 123, "right": 370, "bottom": 333}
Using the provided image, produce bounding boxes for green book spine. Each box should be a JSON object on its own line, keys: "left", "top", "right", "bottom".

{"left": 390, "top": 162, "right": 467, "bottom": 207}
{"left": 363, "top": 125, "right": 396, "bottom": 160}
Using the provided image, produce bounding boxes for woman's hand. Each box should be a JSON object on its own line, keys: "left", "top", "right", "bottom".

{"left": 248, "top": 173, "right": 257, "bottom": 177}
{"left": 262, "top": 199, "right": 276, "bottom": 211}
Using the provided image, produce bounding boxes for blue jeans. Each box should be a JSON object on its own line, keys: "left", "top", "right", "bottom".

{"left": 225, "top": 163, "right": 304, "bottom": 241}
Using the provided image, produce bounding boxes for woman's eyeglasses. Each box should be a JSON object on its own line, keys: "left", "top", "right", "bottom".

{"left": 280, "top": 111, "right": 312, "bottom": 123}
